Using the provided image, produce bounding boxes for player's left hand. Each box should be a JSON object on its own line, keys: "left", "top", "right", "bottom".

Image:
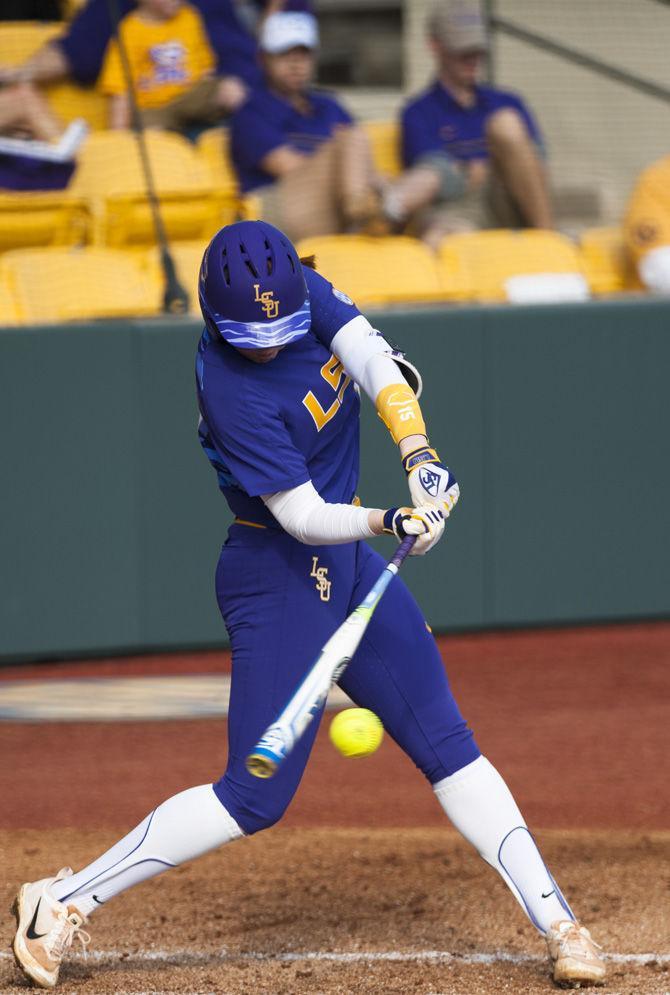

{"left": 382, "top": 505, "right": 445, "bottom": 555}
{"left": 403, "top": 447, "right": 460, "bottom": 518}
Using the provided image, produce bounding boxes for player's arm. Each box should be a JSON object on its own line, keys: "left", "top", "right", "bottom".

{"left": 262, "top": 481, "right": 443, "bottom": 556}
{"left": 330, "top": 315, "right": 460, "bottom": 518}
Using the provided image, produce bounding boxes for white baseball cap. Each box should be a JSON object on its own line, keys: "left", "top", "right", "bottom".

{"left": 260, "top": 12, "right": 320, "bottom": 54}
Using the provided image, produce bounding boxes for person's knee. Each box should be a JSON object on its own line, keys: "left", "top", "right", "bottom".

{"left": 213, "top": 775, "right": 291, "bottom": 835}
{"left": 486, "top": 107, "right": 529, "bottom": 147}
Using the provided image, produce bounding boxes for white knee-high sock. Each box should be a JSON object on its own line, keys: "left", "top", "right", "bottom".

{"left": 434, "top": 756, "right": 574, "bottom": 933}
{"left": 50, "top": 785, "right": 243, "bottom": 917}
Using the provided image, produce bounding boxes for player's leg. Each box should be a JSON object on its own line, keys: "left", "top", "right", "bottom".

{"left": 12, "top": 530, "right": 354, "bottom": 989}
{"left": 338, "top": 542, "right": 605, "bottom": 984}
{"left": 211, "top": 529, "right": 356, "bottom": 833}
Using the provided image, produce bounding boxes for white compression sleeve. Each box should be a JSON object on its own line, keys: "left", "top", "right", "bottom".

{"left": 50, "top": 785, "right": 243, "bottom": 916}
{"left": 330, "top": 314, "right": 421, "bottom": 402}
{"left": 434, "top": 756, "right": 574, "bottom": 933}
{"left": 263, "top": 480, "right": 376, "bottom": 545}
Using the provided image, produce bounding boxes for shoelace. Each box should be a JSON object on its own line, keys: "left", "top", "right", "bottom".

{"left": 556, "top": 923, "right": 603, "bottom": 958}
{"left": 45, "top": 910, "right": 91, "bottom": 963}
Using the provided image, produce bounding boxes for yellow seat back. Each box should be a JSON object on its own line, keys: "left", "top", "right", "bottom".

{"left": 196, "top": 128, "right": 238, "bottom": 191}
{"left": 579, "top": 226, "right": 640, "bottom": 294}
{"left": 142, "top": 239, "right": 207, "bottom": 314}
{"left": 0, "top": 192, "right": 88, "bottom": 251}
{"left": 438, "top": 229, "right": 587, "bottom": 302}
{"left": 3, "top": 247, "right": 160, "bottom": 323}
{"left": 296, "top": 235, "right": 446, "bottom": 308}
{"left": 364, "top": 121, "right": 402, "bottom": 178}
{"left": 0, "top": 22, "right": 107, "bottom": 128}
{"left": 0, "top": 274, "right": 21, "bottom": 325}
{"left": 71, "top": 130, "right": 228, "bottom": 246}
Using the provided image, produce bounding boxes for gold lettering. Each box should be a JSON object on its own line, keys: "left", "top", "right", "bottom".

{"left": 302, "top": 356, "right": 352, "bottom": 431}
{"left": 310, "top": 556, "right": 332, "bottom": 602}
{"left": 253, "top": 284, "right": 280, "bottom": 319}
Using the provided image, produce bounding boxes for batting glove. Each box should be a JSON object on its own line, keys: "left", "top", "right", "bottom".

{"left": 383, "top": 505, "right": 445, "bottom": 556}
{"left": 403, "top": 447, "right": 460, "bottom": 519}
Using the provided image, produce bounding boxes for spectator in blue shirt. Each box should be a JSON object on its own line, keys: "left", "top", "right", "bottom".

{"left": 379, "top": 0, "right": 552, "bottom": 247}
{"left": 230, "top": 11, "right": 382, "bottom": 241}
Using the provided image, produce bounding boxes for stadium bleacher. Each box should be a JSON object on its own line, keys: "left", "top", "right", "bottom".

{"left": 0, "top": 11, "right": 661, "bottom": 323}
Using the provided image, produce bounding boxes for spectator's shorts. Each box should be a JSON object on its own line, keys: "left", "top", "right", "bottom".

{"left": 140, "top": 77, "right": 221, "bottom": 131}
{"left": 411, "top": 151, "right": 523, "bottom": 237}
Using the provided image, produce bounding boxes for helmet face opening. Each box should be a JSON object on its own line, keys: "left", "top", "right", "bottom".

{"left": 199, "top": 221, "right": 310, "bottom": 349}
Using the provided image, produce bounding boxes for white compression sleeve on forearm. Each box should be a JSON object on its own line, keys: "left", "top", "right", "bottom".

{"left": 434, "top": 756, "right": 574, "bottom": 933}
{"left": 263, "top": 480, "right": 376, "bottom": 545}
{"left": 50, "top": 785, "right": 243, "bottom": 916}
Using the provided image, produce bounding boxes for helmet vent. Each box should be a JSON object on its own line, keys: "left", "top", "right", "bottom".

{"left": 220, "top": 246, "right": 230, "bottom": 286}
{"left": 263, "top": 236, "right": 274, "bottom": 275}
{"left": 238, "top": 240, "right": 259, "bottom": 278}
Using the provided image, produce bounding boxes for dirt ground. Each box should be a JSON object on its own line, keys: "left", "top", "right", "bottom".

{"left": 1, "top": 623, "right": 669, "bottom": 994}
{"left": 2, "top": 830, "right": 669, "bottom": 995}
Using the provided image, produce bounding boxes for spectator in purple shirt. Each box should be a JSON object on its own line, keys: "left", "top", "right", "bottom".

{"left": 230, "top": 11, "right": 381, "bottom": 240}
{"left": 379, "top": 0, "right": 552, "bottom": 247}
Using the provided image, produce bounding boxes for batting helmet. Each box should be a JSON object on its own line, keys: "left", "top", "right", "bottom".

{"left": 199, "top": 220, "right": 310, "bottom": 349}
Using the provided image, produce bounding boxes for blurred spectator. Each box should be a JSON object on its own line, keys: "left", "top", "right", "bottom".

{"left": 231, "top": 12, "right": 381, "bottom": 241}
{"left": 624, "top": 155, "right": 670, "bottom": 294}
{"left": 0, "top": 82, "right": 86, "bottom": 190}
{"left": 98, "top": 0, "right": 235, "bottom": 131}
{"left": 0, "top": 0, "right": 263, "bottom": 108}
{"left": 379, "top": 0, "right": 552, "bottom": 247}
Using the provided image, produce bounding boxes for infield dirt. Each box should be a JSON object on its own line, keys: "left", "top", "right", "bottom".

{"left": 1, "top": 623, "right": 669, "bottom": 994}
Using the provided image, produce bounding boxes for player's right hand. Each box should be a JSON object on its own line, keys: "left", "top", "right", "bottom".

{"left": 382, "top": 505, "right": 444, "bottom": 555}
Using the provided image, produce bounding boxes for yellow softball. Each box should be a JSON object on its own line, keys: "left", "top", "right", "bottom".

{"left": 329, "top": 707, "right": 384, "bottom": 758}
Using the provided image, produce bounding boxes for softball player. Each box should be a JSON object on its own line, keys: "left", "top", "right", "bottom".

{"left": 12, "top": 221, "right": 605, "bottom": 990}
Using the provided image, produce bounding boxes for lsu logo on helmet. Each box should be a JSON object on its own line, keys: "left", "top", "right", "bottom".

{"left": 254, "top": 284, "right": 280, "bottom": 319}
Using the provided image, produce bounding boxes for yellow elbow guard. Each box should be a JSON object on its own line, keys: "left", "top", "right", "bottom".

{"left": 376, "top": 383, "right": 427, "bottom": 445}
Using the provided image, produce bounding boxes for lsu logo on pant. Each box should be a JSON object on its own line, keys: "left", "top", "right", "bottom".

{"left": 310, "top": 556, "right": 331, "bottom": 602}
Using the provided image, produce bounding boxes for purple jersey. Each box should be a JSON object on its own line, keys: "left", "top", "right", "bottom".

{"left": 402, "top": 82, "right": 543, "bottom": 167}
{"left": 230, "top": 86, "right": 353, "bottom": 193}
{"left": 196, "top": 265, "right": 361, "bottom": 526}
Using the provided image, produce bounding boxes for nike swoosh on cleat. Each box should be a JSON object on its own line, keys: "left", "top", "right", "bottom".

{"left": 25, "top": 898, "right": 47, "bottom": 940}
{"left": 92, "top": 895, "right": 104, "bottom": 905}
{"left": 541, "top": 890, "right": 555, "bottom": 899}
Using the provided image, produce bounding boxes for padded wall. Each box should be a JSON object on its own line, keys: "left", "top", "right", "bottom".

{"left": 1, "top": 299, "right": 669, "bottom": 661}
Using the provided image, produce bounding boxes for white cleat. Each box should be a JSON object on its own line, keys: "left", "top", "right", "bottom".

{"left": 546, "top": 919, "right": 606, "bottom": 988}
{"left": 11, "top": 867, "right": 90, "bottom": 990}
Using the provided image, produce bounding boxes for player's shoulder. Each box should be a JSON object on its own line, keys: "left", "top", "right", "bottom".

{"left": 303, "top": 263, "right": 354, "bottom": 308}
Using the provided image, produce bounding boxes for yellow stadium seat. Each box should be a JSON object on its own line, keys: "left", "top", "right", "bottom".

{"left": 142, "top": 239, "right": 207, "bottom": 315}
{"left": 296, "top": 235, "right": 446, "bottom": 308}
{"left": 196, "top": 127, "right": 238, "bottom": 191}
{"left": 579, "top": 226, "right": 640, "bottom": 295}
{"left": 364, "top": 121, "right": 402, "bottom": 178}
{"left": 2, "top": 247, "right": 160, "bottom": 322}
{"left": 71, "top": 130, "right": 240, "bottom": 247}
{"left": 438, "top": 229, "right": 588, "bottom": 303}
{"left": 0, "top": 22, "right": 107, "bottom": 129}
{"left": 0, "top": 277, "right": 21, "bottom": 325}
{"left": 0, "top": 191, "right": 88, "bottom": 251}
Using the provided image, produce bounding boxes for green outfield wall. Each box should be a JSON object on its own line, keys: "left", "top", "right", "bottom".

{"left": 1, "top": 298, "right": 669, "bottom": 661}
